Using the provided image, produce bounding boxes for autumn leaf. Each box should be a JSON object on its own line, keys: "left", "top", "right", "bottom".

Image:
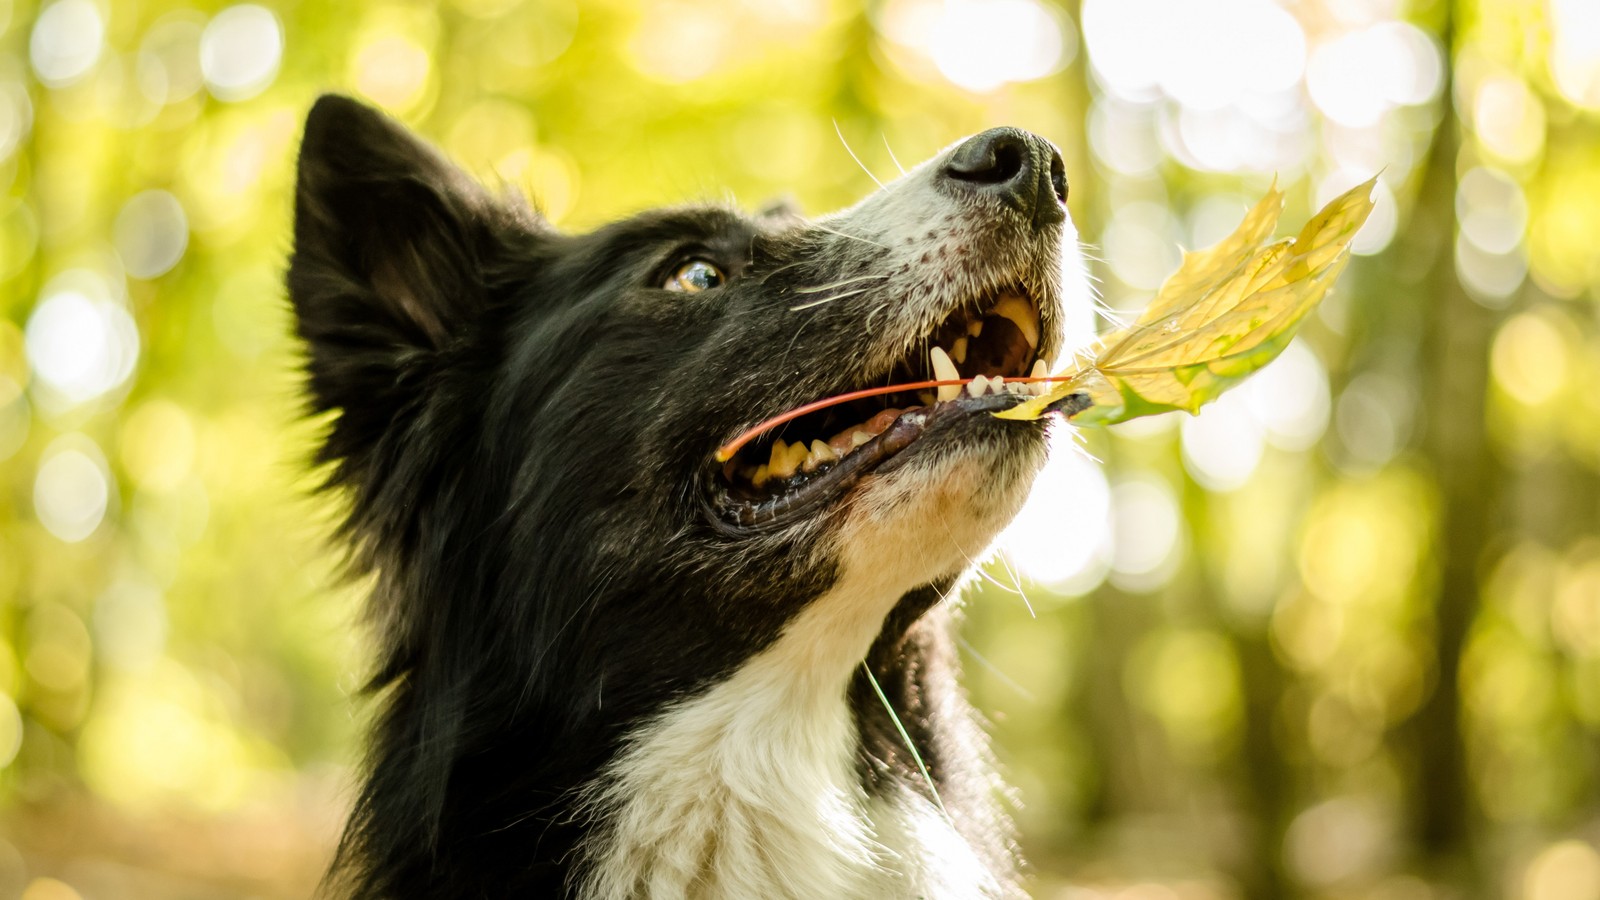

{"left": 995, "top": 176, "right": 1378, "bottom": 425}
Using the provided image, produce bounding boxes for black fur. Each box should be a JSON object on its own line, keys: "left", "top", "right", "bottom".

{"left": 291, "top": 95, "right": 1068, "bottom": 898}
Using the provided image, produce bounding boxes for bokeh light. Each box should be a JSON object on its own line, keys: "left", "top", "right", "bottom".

{"left": 113, "top": 190, "right": 189, "bottom": 280}
{"left": 200, "top": 5, "right": 284, "bottom": 101}
{"left": 23, "top": 272, "right": 140, "bottom": 410}
{"left": 137, "top": 13, "right": 207, "bottom": 107}
{"left": 32, "top": 434, "right": 112, "bottom": 543}
{"left": 879, "top": 0, "right": 1074, "bottom": 93}
{"left": 1181, "top": 390, "right": 1266, "bottom": 492}
{"left": 1524, "top": 840, "right": 1600, "bottom": 900}
{"left": 1000, "top": 429, "right": 1112, "bottom": 592}
{"left": 1084, "top": 0, "right": 1304, "bottom": 107}
{"left": 1549, "top": 0, "right": 1600, "bottom": 109}
{"left": 28, "top": 0, "right": 103, "bottom": 88}
{"left": 1306, "top": 23, "right": 1441, "bottom": 127}
{"left": 1108, "top": 474, "right": 1183, "bottom": 592}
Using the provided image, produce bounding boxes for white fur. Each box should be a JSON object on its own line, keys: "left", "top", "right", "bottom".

{"left": 577, "top": 456, "right": 1032, "bottom": 900}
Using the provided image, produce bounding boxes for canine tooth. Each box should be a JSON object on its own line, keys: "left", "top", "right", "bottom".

{"left": 967, "top": 319, "right": 984, "bottom": 337}
{"left": 930, "top": 346, "right": 961, "bottom": 403}
{"left": 994, "top": 294, "right": 1040, "bottom": 350}
{"left": 951, "top": 336, "right": 968, "bottom": 365}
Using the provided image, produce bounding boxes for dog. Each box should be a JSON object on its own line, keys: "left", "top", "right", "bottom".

{"left": 289, "top": 94, "right": 1087, "bottom": 899}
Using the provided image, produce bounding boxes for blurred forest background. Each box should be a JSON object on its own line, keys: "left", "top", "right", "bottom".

{"left": 1, "top": 0, "right": 1599, "bottom": 897}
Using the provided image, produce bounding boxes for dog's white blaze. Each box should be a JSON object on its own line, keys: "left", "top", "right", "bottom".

{"left": 579, "top": 459, "right": 1028, "bottom": 900}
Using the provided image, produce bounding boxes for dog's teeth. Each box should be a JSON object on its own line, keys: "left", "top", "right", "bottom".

{"left": 851, "top": 431, "right": 871, "bottom": 448}
{"left": 967, "top": 319, "right": 984, "bottom": 338}
{"left": 1007, "top": 381, "right": 1028, "bottom": 396}
{"left": 865, "top": 407, "right": 902, "bottom": 435}
{"left": 789, "top": 441, "right": 810, "bottom": 474}
{"left": 918, "top": 390, "right": 936, "bottom": 405}
{"left": 752, "top": 464, "right": 771, "bottom": 488}
{"left": 769, "top": 439, "right": 802, "bottom": 479}
{"left": 994, "top": 293, "right": 1040, "bottom": 350}
{"left": 828, "top": 430, "right": 857, "bottom": 456}
{"left": 1027, "top": 359, "right": 1051, "bottom": 395}
{"left": 930, "top": 346, "right": 962, "bottom": 402}
{"left": 803, "top": 439, "right": 838, "bottom": 473}
{"left": 951, "top": 336, "right": 968, "bottom": 365}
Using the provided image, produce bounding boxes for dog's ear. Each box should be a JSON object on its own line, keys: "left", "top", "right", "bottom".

{"left": 289, "top": 95, "right": 527, "bottom": 475}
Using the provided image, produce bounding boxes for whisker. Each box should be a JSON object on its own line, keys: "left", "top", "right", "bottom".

{"left": 834, "top": 119, "right": 886, "bottom": 191}
{"left": 957, "top": 637, "right": 1037, "bottom": 702}
{"left": 882, "top": 133, "right": 906, "bottom": 176}
{"left": 972, "top": 563, "right": 1025, "bottom": 596}
{"left": 788, "top": 286, "right": 875, "bottom": 312}
{"left": 759, "top": 259, "right": 808, "bottom": 285}
{"left": 811, "top": 221, "right": 887, "bottom": 249}
{"left": 992, "top": 553, "right": 1035, "bottom": 619}
{"left": 792, "top": 273, "right": 889, "bottom": 294}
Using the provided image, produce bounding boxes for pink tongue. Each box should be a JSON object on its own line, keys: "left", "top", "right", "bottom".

{"left": 827, "top": 406, "right": 907, "bottom": 456}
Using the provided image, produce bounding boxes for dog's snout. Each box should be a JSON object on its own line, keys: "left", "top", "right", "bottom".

{"left": 941, "top": 127, "right": 1067, "bottom": 227}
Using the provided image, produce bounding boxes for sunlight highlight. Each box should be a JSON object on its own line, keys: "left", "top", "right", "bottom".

{"left": 999, "top": 429, "right": 1111, "bottom": 591}
{"left": 880, "top": 0, "right": 1072, "bottom": 93}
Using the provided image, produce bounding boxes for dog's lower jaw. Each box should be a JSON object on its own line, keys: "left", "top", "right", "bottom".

{"left": 575, "top": 452, "right": 1038, "bottom": 900}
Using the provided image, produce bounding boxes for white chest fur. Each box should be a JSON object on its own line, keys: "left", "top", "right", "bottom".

{"left": 573, "top": 605, "right": 999, "bottom": 900}
{"left": 576, "top": 457, "right": 1027, "bottom": 899}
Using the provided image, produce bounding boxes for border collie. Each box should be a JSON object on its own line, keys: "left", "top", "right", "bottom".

{"left": 289, "top": 94, "right": 1087, "bottom": 899}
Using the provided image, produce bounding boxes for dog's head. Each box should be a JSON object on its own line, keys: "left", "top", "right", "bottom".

{"left": 290, "top": 95, "right": 1087, "bottom": 720}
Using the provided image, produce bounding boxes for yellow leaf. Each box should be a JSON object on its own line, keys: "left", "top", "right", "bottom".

{"left": 997, "top": 177, "right": 1377, "bottom": 425}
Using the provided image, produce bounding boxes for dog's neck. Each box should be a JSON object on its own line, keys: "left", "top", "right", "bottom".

{"left": 574, "top": 559, "right": 1015, "bottom": 900}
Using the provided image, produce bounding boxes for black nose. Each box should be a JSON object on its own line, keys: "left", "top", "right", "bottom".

{"left": 941, "top": 127, "right": 1067, "bottom": 227}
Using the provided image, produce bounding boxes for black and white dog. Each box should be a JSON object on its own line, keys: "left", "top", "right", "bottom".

{"left": 289, "top": 94, "right": 1087, "bottom": 899}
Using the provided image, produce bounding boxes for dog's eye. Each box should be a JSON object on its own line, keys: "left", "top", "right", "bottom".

{"left": 663, "top": 259, "right": 725, "bottom": 293}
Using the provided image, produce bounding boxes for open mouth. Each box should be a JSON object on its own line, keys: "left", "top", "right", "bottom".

{"left": 707, "top": 286, "right": 1056, "bottom": 531}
